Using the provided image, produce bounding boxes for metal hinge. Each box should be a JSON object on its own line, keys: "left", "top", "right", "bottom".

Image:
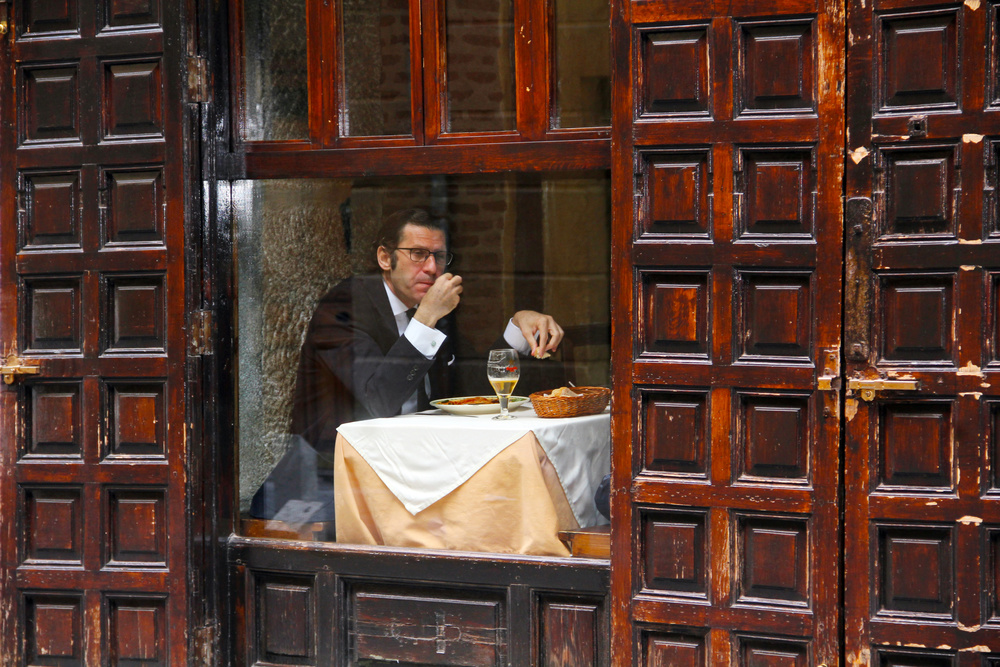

{"left": 190, "top": 310, "right": 214, "bottom": 356}
{"left": 187, "top": 56, "right": 211, "bottom": 103}
{"left": 192, "top": 620, "right": 217, "bottom": 665}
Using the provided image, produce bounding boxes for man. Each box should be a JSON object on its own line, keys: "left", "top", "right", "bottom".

{"left": 291, "top": 208, "right": 564, "bottom": 455}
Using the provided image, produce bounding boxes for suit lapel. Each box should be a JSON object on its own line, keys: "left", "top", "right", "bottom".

{"left": 356, "top": 275, "right": 402, "bottom": 354}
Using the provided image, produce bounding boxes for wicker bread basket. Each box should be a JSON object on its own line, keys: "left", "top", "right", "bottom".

{"left": 529, "top": 386, "right": 610, "bottom": 418}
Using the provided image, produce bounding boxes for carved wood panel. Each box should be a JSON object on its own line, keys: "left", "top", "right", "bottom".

{"left": 845, "top": 0, "right": 1000, "bottom": 660}
{"left": 233, "top": 544, "right": 610, "bottom": 666}
{"left": 613, "top": 1, "right": 844, "bottom": 664}
{"left": 351, "top": 585, "right": 507, "bottom": 665}
{"left": 0, "top": 1, "right": 188, "bottom": 663}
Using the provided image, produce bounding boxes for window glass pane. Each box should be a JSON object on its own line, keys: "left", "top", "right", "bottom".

{"left": 342, "top": 0, "right": 412, "bottom": 136}
{"left": 243, "top": 0, "right": 310, "bottom": 141}
{"left": 554, "top": 0, "right": 611, "bottom": 128}
{"left": 236, "top": 174, "right": 611, "bottom": 553}
{"left": 445, "top": 0, "right": 516, "bottom": 133}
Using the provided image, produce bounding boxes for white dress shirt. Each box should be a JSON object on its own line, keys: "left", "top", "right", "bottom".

{"left": 383, "top": 279, "right": 533, "bottom": 413}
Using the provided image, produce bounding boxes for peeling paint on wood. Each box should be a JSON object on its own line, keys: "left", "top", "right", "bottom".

{"left": 958, "top": 361, "right": 984, "bottom": 377}
{"left": 849, "top": 146, "right": 869, "bottom": 163}
{"left": 965, "top": 0, "right": 981, "bottom": 10}
{"left": 963, "top": 133, "right": 984, "bottom": 143}
{"left": 846, "top": 399, "right": 859, "bottom": 421}
{"left": 959, "top": 515, "right": 983, "bottom": 526}
{"left": 847, "top": 647, "right": 871, "bottom": 666}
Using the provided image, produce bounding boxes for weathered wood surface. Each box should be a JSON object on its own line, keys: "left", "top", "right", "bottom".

{"left": 611, "top": 0, "right": 845, "bottom": 664}
{"left": 0, "top": 1, "right": 192, "bottom": 664}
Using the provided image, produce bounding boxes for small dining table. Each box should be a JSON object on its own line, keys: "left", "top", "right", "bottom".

{"left": 334, "top": 405, "right": 610, "bottom": 557}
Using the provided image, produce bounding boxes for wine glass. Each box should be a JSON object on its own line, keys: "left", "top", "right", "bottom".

{"left": 487, "top": 348, "right": 520, "bottom": 420}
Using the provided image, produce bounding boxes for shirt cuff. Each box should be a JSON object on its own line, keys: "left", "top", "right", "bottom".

{"left": 404, "top": 318, "right": 448, "bottom": 359}
{"left": 503, "top": 319, "right": 532, "bottom": 355}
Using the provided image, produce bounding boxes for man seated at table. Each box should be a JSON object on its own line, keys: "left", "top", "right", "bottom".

{"left": 290, "top": 207, "right": 565, "bottom": 457}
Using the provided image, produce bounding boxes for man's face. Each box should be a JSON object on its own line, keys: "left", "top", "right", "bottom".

{"left": 378, "top": 224, "right": 447, "bottom": 308}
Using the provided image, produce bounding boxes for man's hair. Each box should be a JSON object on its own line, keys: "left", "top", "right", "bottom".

{"left": 374, "top": 208, "right": 448, "bottom": 269}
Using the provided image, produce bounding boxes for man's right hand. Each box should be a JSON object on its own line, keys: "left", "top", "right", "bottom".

{"left": 414, "top": 273, "right": 462, "bottom": 328}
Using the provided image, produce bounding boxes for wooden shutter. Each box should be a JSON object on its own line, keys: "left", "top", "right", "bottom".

{"left": 610, "top": 1, "right": 845, "bottom": 663}
{"left": 0, "top": 2, "right": 192, "bottom": 663}
{"left": 844, "top": 0, "right": 1000, "bottom": 662}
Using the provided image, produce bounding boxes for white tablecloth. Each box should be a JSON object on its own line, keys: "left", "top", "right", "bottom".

{"left": 337, "top": 407, "right": 610, "bottom": 528}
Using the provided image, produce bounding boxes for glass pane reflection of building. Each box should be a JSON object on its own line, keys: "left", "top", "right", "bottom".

{"left": 242, "top": 0, "right": 309, "bottom": 141}
{"left": 236, "top": 174, "right": 611, "bottom": 553}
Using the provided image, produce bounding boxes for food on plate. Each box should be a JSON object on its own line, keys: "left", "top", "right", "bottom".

{"left": 436, "top": 396, "right": 500, "bottom": 405}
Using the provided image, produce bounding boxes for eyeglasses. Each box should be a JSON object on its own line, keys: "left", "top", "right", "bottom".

{"left": 395, "top": 247, "right": 454, "bottom": 266}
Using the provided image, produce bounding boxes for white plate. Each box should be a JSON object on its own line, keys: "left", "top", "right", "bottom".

{"left": 430, "top": 396, "right": 529, "bottom": 416}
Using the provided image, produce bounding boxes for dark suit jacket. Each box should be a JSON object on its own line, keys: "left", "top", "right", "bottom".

{"left": 291, "top": 274, "right": 458, "bottom": 454}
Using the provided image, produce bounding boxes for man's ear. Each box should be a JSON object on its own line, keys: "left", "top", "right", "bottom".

{"left": 376, "top": 246, "right": 393, "bottom": 272}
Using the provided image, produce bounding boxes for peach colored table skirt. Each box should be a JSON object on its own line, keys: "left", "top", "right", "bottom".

{"left": 335, "top": 432, "right": 580, "bottom": 556}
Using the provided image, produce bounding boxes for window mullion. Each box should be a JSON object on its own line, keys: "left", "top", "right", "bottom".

{"left": 421, "top": 0, "right": 445, "bottom": 143}
{"left": 409, "top": 0, "right": 426, "bottom": 144}
{"left": 515, "top": 0, "right": 549, "bottom": 140}
{"left": 314, "top": 0, "right": 337, "bottom": 146}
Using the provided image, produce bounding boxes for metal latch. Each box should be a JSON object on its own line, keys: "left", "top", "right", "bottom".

{"left": 847, "top": 377, "right": 919, "bottom": 401}
{"left": 816, "top": 348, "right": 840, "bottom": 391}
{"left": 0, "top": 355, "right": 39, "bottom": 384}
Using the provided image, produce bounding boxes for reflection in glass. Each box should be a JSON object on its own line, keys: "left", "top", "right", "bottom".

{"left": 445, "top": 0, "right": 516, "bottom": 133}
{"left": 554, "top": 0, "right": 611, "bottom": 128}
{"left": 342, "top": 0, "right": 412, "bottom": 137}
{"left": 243, "top": 0, "right": 309, "bottom": 141}
{"left": 236, "top": 174, "right": 611, "bottom": 552}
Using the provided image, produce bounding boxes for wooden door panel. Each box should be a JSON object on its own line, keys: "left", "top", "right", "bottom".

{"left": 876, "top": 8, "right": 960, "bottom": 113}
{"left": 20, "top": 65, "right": 81, "bottom": 143}
{"left": 641, "top": 389, "right": 710, "bottom": 475}
{"left": 639, "top": 28, "right": 711, "bottom": 117}
{"left": 538, "top": 597, "right": 603, "bottom": 667}
{"left": 0, "top": 1, "right": 189, "bottom": 663}
{"left": 845, "top": 0, "right": 1000, "bottom": 661}
{"left": 613, "top": 1, "right": 844, "bottom": 664}
{"left": 736, "top": 19, "right": 815, "bottom": 116}
{"left": 23, "top": 593, "right": 86, "bottom": 665}
{"left": 21, "top": 171, "right": 83, "bottom": 249}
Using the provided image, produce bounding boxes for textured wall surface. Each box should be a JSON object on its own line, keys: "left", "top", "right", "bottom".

{"left": 238, "top": 180, "right": 353, "bottom": 507}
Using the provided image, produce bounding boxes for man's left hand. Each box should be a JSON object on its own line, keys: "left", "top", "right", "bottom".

{"left": 511, "top": 310, "right": 564, "bottom": 358}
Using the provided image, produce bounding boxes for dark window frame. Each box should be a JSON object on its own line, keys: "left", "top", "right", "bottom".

{"left": 230, "top": 0, "right": 612, "bottom": 179}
